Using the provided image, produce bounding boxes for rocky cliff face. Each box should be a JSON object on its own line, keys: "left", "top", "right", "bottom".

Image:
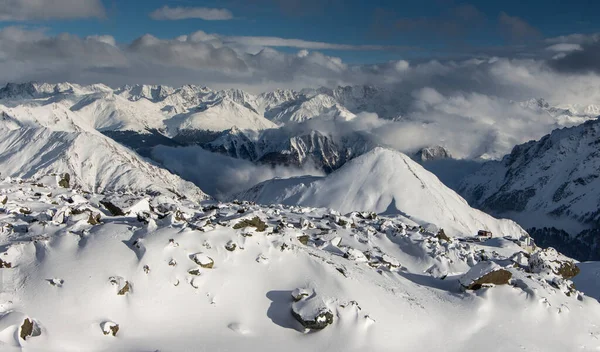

{"left": 459, "top": 119, "right": 600, "bottom": 259}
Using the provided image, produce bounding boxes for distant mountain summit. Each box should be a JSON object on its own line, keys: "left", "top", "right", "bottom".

{"left": 459, "top": 119, "right": 600, "bottom": 259}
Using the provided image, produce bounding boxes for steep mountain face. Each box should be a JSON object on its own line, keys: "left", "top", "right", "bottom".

{"left": 236, "top": 148, "right": 526, "bottom": 238}
{"left": 0, "top": 177, "right": 595, "bottom": 351}
{"left": 0, "top": 127, "right": 208, "bottom": 201}
{"left": 317, "top": 85, "right": 409, "bottom": 120}
{"left": 203, "top": 128, "right": 376, "bottom": 172}
{"left": 263, "top": 93, "right": 356, "bottom": 124}
{"left": 459, "top": 119, "right": 600, "bottom": 259}
{"left": 413, "top": 146, "right": 453, "bottom": 162}
{"left": 164, "top": 97, "right": 277, "bottom": 134}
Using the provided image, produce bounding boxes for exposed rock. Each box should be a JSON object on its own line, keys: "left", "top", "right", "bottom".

{"left": 101, "top": 321, "right": 119, "bottom": 336}
{"left": 188, "top": 268, "right": 201, "bottom": 276}
{"left": 291, "top": 292, "right": 334, "bottom": 330}
{"left": 1, "top": 196, "right": 7, "bottom": 205}
{"left": 225, "top": 241, "right": 237, "bottom": 251}
{"left": 47, "top": 278, "right": 64, "bottom": 287}
{"left": 110, "top": 277, "right": 131, "bottom": 295}
{"left": 413, "top": 146, "right": 452, "bottom": 162}
{"left": 20, "top": 318, "right": 41, "bottom": 340}
{"left": 100, "top": 200, "right": 125, "bottom": 216}
{"left": 58, "top": 173, "right": 70, "bottom": 188}
{"left": 191, "top": 253, "right": 214, "bottom": 268}
{"left": 529, "top": 247, "right": 580, "bottom": 279}
{"left": 117, "top": 281, "right": 131, "bottom": 295}
{"left": 460, "top": 261, "right": 512, "bottom": 290}
{"left": 297, "top": 234, "right": 310, "bottom": 245}
{"left": 436, "top": 228, "right": 450, "bottom": 242}
{"left": 0, "top": 258, "right": 11, "bottom": 268}
{"left": 87, "top": 212, "right": 101, "bottom": 225}
{"left": 291, "top": 288, "right": 311, "bottom": 302}
{"left": 233, "top": 216, "right": 267, "bottom": 232}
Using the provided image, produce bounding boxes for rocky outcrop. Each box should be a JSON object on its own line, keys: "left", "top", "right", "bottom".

{"left": 459, "top": 262, "right": 512, "bottom": 290}
{"left": 290, "top": 289, "right": 334, "bottom": 330}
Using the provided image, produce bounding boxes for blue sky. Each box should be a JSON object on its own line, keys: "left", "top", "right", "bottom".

{"left": 3, "top": 0, "right": 600, "bottom": 63}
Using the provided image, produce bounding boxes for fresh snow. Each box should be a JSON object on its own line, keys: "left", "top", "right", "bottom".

{"left": 0, "top": 177, "right": 597, "bottom": 351}
{"left": 460, "top": 119, "right": 600, "bottom": 233}
{"left": 236, "top": 147, "right": 526, "bottom": 238}
{"left": 0, "top": 127, "right": 207, "bottom": 201}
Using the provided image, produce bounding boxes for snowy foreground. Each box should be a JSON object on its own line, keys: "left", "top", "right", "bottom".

{"left": 0, "top": 177, "right": 599, "bottom": 351}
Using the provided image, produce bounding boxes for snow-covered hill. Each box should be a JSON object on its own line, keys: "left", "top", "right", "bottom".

{"left": 459, "top": 119, "right": 600, "bottom": 259}
{"left": 0, "top": 177, "right": 595, "bottom": 351}
{"left": 0, "top": 128, "right": 207, "bottom": 201}
{"left": 236, "top": 148, "right": 525, "bottom": 238}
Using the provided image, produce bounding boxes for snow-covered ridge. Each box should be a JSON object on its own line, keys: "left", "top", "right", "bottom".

{"left": 236, "top": 147, "right": 526, "bottom": 238}
{"left": 0, "top": 177, "right": 596, "bottom": 351}
{"left": 0, "top": 127, "right": 208, "bottom": 201}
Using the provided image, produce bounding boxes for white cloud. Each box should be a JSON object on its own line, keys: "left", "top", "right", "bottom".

{"left": 0, "top": 0, "right": 105, "bottom": 21}
{"left": 546, "top": 43, "right": 582, "bottom": 52}
{"left": 86, "top": 35, "right": 116, "bottom": 47}
{"left": 223, "top": 35, "right": 404, "bottom": 51}
{"left": 1, "top": 27, "right": 600, "bottom": 163}
{"left": 150, "top": 6, "right": 233, "bottom": 21}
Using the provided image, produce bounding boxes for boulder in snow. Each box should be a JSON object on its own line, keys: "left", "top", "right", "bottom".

{"left": 291, "top": 291, "right": 334, "bottom": 330}
{"left": 20, "top": 318, "right": 41, "bottom": 340}
{"left": 191, "top": 253, "right": 214, "bottom": 268}
{"left": 459, "top": 261, "right": 512, "bottom": 290}
{"left": 232, "top": 216, "right": 267, "bottom": 232}
{"left": 101, "top": 321, "right": 119, "bottom": 336}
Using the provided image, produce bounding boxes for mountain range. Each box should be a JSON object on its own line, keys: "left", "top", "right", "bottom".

{"left": 0, "top": 81, "right": 599, "bottom": 259}
{"left": 459, "top": 119, "right": 600, "bottom": 260}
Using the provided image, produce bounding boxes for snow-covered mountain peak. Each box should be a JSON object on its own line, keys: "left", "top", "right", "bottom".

{"left": 122, "top": 84, "right": 176, "bottom": 102}
{"left": 236, "top": 147, "right": 526, "bottom": 238}
{"left": 459, "top": 118, "right": 600, "bottom": 253}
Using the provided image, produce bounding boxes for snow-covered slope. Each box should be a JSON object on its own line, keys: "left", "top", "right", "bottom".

{"left": 460, "top": 119, "right": 600, "bottom": 234}
{"left": 236, "top": 148, "right": 526, "bottom": 238}
{"left": 0, "top": 178, "right": 595, "bottom": 351}
{"left": 0, "top": 128, "right": 207, "bottom": 201}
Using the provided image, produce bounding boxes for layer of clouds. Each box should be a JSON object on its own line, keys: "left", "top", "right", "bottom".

{"left": 150, "top": 6, "right": 233, "bottom": 21}
{"left": 0, "top": 0, "right": 105, "bottom": 21}
{"left": 151, "top": 145, "right": 324, "bottom": 199}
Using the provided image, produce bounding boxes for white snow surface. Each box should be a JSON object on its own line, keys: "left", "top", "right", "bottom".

{"left": 0, "top": 127, "right": 207, "bottom": 201}
{"left": 0, "top": 179, "right": 600, "bottom": 352}
{"left": 0, "top": 178, "right": 597, "bottom": 351}
{"left": 236, "top": 148, "right": 526, "bottom": 238}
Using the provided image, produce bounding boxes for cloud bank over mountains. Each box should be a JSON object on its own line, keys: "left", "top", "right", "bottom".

{"left": 1, "top": 25, "right": 600, "bottom": 99}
